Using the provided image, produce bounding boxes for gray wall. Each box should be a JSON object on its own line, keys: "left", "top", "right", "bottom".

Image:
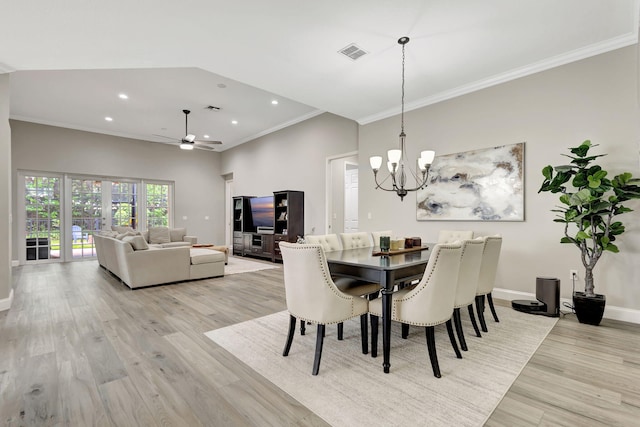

{"left": 359, "top": 46, "right": 640, "bottom": 310}
{"left": 11, "top": 120, "right": 226, "bottom": 260}
{"left": 0, "top": 74, "right": 11, "bottom": 303}
{"left": 220, "top": 113, "right": 358, "bottom": 236}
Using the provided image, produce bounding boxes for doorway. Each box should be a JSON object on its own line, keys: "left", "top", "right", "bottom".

{"left": 225, "top": 177, "right": 234, "bottom": 249}
{"left": 326, "top": 152, "right": 358, "bottom": 235}
{"left": 344, "top": 163, "right": 358, "bottom": 232}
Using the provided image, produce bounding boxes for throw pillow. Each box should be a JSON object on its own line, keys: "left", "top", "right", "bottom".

{"left": 112, "top": 225, "right": 135, "bottom": 233}
{"left": 148, "top": 226, "right": 171, "bottom": 244}
{"left": 116, "top": 231, "right": 139, "bottom": 240}
{"left": 123, "top": 235, "right": 149, "bottom": 250}
{"left": 169, "top": 227, "right": 186, "bottom": 242}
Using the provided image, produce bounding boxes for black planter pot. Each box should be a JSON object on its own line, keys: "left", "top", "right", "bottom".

{"left": 573, "top": 291, "right": 606, "bottom": 326}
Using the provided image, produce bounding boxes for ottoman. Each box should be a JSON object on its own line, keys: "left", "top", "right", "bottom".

{"left": 192, "top": 244, "right": 230, "bottom": 264}
{"left": 210, "top": 245, "right": 229, "bottom": 264}
{"left": 189, "top": 248, "right": 225, "bottom": 279}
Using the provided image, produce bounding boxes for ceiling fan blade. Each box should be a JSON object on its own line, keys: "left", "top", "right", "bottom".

{"left": 194, "top": 140, "right": 223, "bottom": 145}
{"left": 193, "top": 144, "right": 216, "bottom": 151}
{"left": 152, "top": 133, "right": 179, "bottom": 141}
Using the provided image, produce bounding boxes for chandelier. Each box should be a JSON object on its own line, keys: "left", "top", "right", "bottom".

{"left": 369, "top": 36, "right": 435, "bottom": 201}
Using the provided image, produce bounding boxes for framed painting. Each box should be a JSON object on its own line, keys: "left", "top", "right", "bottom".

{"left": 416, "top": 142, "right": 524, "bottom": 221}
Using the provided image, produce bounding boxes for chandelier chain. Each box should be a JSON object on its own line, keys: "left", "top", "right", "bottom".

{"left": 401, "top": 42, "right": 405, "bottom": 134}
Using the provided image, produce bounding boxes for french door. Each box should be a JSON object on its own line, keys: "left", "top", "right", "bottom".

{"left": 68, "top": 178, "right": 139, "bottom": 259}
{"left": 20, "top": 172, "right": 171, "bottom": 264}
{"left": 69, "top": 178, "right": 103, "bottom": 259}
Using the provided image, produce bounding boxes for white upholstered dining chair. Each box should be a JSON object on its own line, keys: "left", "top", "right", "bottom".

{"left": 339, "top": 232, "right": 373, "bottom": 249}
{"left": 304, "top": 234, "right": 342, "bottom": 252}
{"left": 475, "top": 235, "right": 503, "bottom": 332}
{"left": 304, "top": 234, "right": 380, "bottom": 339}
{"left": 369, "top": 242, "right": 463, "bottom": 378}
{"left": 437, "top": 229, "right": 474, "bottom": 244}
{"left": 452, "top": 238, "right": 485, "bottom": 351}
{"left": 280, "top": 242, "right": 370, "bottom": 375}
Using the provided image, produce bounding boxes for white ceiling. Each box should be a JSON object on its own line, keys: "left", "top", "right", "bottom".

{"left": 1, "top": 0, "right": 638, "bottom": 151}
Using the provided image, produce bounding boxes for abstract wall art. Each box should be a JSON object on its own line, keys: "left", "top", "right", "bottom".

{"left": 416, "top": 142, "right": 524, "bottom": 221}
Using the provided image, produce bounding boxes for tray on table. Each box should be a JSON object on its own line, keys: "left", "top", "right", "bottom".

{"left": 372, "top": 246, "right": 429, "bottom": 256}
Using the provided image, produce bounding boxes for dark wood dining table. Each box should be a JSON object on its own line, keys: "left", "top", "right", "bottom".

{"left": 325, "top": 245, "right": 433, "bottom": 373}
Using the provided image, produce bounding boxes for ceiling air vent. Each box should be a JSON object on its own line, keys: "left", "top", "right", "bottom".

{"left": 338, "top": 43, "right": 368, "bottom": 61}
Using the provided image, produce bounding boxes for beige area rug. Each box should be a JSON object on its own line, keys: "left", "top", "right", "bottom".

{"left": 224, "top": 256, "right": 280, "bottom": 275}
{"left": 205, "top": 306, "right": 557, "bottom": 427}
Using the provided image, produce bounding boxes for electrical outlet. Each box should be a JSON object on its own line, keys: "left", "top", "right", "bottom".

{"left": 570, "top": 269, "right": 578, "bottom": 281}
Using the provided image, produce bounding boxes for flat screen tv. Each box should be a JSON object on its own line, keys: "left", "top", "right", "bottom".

{"left": 249, "top": 196, "right": 274, "bottom": 228}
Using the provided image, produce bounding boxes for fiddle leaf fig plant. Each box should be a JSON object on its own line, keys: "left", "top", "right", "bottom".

{"left": 538, "top": 140, "right": 640, "bottom": 297}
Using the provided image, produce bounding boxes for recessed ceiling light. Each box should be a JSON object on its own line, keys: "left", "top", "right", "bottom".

{"left": 217, "top": 83, "right": 227, "bottom": 89}
{"left": 203, "top": 134, "right": 210, "bottom": 139}
{"left": 118, "top": 93, "right": 128, "bottom": 99}
{"left": 271, "top": 100, "right": 278, "bottom": 105}
{"left": 231, "top": 120, "right": 238, "bottom": 125}
{"left": 105, "top": 117, "right": 113, "bottom": 122}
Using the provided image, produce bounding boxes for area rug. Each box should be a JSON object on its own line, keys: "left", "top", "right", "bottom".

{"left": 224, "top": 256, "right": 280, "bottom": 275}
{"left": 205, "top": 306, "right": 557, "bottom": 427}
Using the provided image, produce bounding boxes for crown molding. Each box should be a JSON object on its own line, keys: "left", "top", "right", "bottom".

{"left": 232, "top": 109, "right": 325, "bottom": 147}
{"left": 11, "top": 109, "right": 326, "bottom": 151}
{"left": 357, "top": 33, "right": 639, "bottom": 125}
{"left": 0, "top": 63, "right": 15, "bottom": 73}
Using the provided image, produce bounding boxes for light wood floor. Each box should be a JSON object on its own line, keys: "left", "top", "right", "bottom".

{"left": 1, "top": 261, "right": 638, "bottom": 426}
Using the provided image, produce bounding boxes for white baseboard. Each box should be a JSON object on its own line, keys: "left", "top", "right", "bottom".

{"left": 493, "top": 287, "right": 640, "bottom": 325}
{"left": 0, "top": 288, "right": 14, "bottom": 311}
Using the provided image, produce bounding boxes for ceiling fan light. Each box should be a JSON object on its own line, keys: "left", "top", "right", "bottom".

{"left": 180, "top": 142, "right": 194, "bottom": 150}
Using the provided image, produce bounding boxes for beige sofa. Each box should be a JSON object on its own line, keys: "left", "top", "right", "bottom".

{"left": 94, "top": 230, "right": 225, "bottom": 289}
{"left": 111, "top": 225, "right": 197, "bottom": 248}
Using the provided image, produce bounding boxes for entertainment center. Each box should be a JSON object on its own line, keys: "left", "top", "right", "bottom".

{"left": 232, "top": 190, "right": 304, "bottom": 262}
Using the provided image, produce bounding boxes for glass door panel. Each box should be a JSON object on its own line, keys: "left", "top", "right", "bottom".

{"left": 24, "top": 175, "right": 60, "bottom": 261}
{"left": 70, "top": 179, "right": 103, "bottom": 259}
{"left": 146, "top": 183, "right": 170, "bottom": 228}
{"left": 111, "top": 181, "right": 138, "bottom": 229}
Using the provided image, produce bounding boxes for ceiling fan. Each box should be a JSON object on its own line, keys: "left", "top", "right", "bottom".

{"left": 153, "top": 109, "right": 222, "bottom": 151}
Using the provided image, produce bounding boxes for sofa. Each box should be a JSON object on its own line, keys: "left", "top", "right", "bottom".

{"left": 94, "top": 227, "right": 225, "bottom": 289}
{"left": 111, "top": 225, "right": 197, "bottom": 248}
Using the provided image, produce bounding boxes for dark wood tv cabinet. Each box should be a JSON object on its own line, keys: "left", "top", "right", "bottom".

{"left": 242, "top": 233, "right": 274, "bottom": 260}
{"left": 232, "top": 190, "right": 304, "bottom": 262}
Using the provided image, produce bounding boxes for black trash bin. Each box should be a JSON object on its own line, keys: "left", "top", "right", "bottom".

{"left": 26, "top": 237, "right": 49, "bottom": 260}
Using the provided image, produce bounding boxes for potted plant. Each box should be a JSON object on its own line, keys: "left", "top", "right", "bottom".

{"left": 538, "top": 140, "right": 640, "bottom": 325}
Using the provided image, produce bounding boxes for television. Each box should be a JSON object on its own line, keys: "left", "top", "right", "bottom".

{"left": 249, "top": 196, "right": 274, "bottom": 229}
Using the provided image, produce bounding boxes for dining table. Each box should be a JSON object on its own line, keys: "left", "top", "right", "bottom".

{"left": 324, "top": 245, "right": 433, "bottom": 373}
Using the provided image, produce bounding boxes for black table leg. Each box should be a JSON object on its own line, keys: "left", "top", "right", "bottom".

{"left": 381, "top": 273, "right": 393, "bottom": 373}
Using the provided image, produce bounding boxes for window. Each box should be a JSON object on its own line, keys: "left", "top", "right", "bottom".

{"left": 146, "top": 182, "right": 171, "bottom": 228}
